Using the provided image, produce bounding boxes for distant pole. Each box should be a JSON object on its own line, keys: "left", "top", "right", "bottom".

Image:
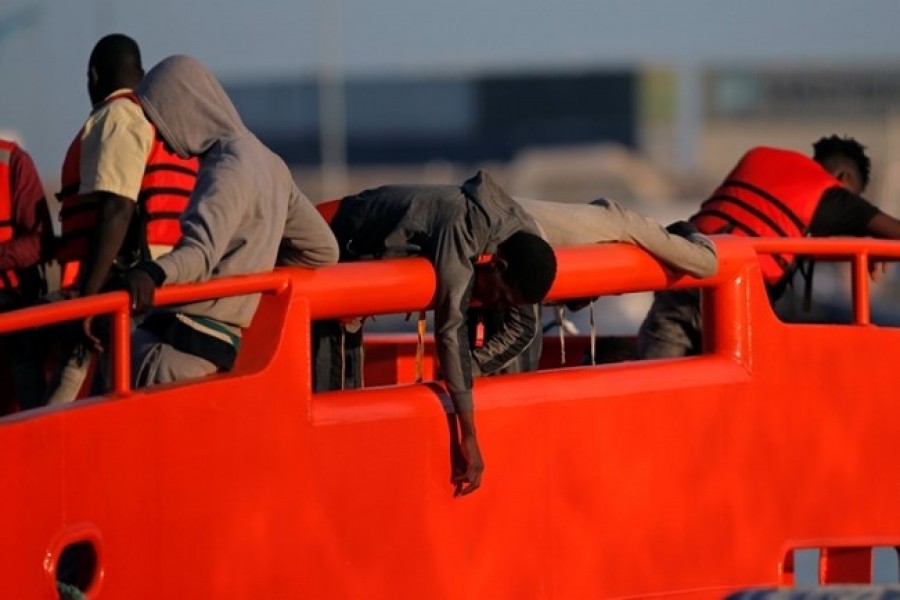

{"left": 316, "top": 0, "right": 348, "bottom": 200}
{"left": 675, "top": 60, "right": 702, "bottom": 177}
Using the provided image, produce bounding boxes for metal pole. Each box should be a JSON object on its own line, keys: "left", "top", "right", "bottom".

{"left": 316, "top": 0, "right": 348, "bottom": 200}
{"left": 675, "top": 60, "right": 702, "bottom": 176}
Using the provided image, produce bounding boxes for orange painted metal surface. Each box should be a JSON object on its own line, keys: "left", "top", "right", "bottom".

{"left": 2, "top": 237, "right": 900, "bottom": 598}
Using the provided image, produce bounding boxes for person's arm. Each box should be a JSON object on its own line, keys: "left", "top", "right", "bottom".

{"left": 590, "top": 198, "right": 718, "bottom": 278}
{"left": 79, "top": 192, "right": 134, "bottom": 297}
{"left": 472, "top": 303, "right": 540, "bottom": 375}
{"left": 810, "top": 189, "right": 892, "bottom": 281}
{"left": 76, "top": 191, "right": 136, "bottom": 352}
{"left": 277, "top": 185, "right": 339, "bottom": 267}
{"left": 865, "top": 212, "right": 900, "bottom": 239}
{"left": 431, "top": 217, "right": 484, "bottom": 496}
{"left": 0, "top": 145, "right": 49, "bottom": 270}
{"left": 76, "top": 97, "right": 153, "bottom": 296}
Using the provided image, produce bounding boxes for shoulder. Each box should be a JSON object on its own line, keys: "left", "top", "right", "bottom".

{"left": 819, "top": 186, "right": 876, "bottom": 212}
{"left": 6, "top": 143, "right": 41, "bottom": 189}
{"left": 83, "top": 96, "right": 152, "bottom": 138}
{"left": 202, "top": 139, "right": 258, "bottom": 178}
{"left": 191, "top": 142, "right": 257, "bottom": 197}
{"left": 7, "top": 142, "right": 31, "bottom": 168}
{"left": 811, "top": 187, "right": 880, "bottom": 236}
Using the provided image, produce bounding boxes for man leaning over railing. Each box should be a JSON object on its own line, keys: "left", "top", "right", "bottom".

{"left": 637, "top": 135, "right": 900, "bottom": 359}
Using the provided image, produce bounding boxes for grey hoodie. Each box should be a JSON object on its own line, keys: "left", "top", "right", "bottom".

{"left": 331, "top": 171, "right": 541, "bottom": 411}
{"left": 514, "top": 197, "right": 718, "bottom": 278}
{"left": 136, "top": 55, "right": 339, "bottom": 329}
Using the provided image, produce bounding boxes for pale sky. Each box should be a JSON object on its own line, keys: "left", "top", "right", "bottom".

{"left": 2, "top": 0, "right": 900, "bottom": 175}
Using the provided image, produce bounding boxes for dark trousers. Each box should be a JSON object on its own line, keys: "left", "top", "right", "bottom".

{"left": 312, "top": 320, "right": 363, "bottom": 392}
{"left": 0, "top": 291, "right": 49, "bottom": 412}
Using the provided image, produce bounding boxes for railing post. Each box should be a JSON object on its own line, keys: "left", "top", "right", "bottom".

{"left": 702, "top": 269, "right": 752, "bottom": 368}
{"left": 851, "top": 252, "right": 871, "bottom": 325}
{"left": 112, "top": 301, "right": 131, "bottom": 396}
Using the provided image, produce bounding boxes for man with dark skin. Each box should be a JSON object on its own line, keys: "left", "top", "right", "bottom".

{"left": 313, "top": 172, "right": 557, "bottom": 496}
{"left": 76, "top": 35, "right": 147, "bottom": 348}
{"left": 637, "top": 136, "right": 900, "bottom": 358}
{"left": 49, "top": 35, "right": 196, "bottom": 402}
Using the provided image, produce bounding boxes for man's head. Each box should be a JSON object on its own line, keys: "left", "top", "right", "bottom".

{"left": 812, "top": 135, "right": 871, "bottom": 195}
{"left": 87, "top": 34, "right": 143, "bottom": 106}
{"left": 136, "top": 55, "right": 247, "bottom": 159}
{"left": 472, "top": 231, "right": 557, "bottom": 308}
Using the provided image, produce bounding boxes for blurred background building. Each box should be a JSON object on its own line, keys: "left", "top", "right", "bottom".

{"left": 2, "top": 0, "right": 900, "bottom": 333}
{"left": 2, "top": 1, "right": 899, "bottom": 206}
{"left": 223, "top": 65, "right": 900, "bottom": 216}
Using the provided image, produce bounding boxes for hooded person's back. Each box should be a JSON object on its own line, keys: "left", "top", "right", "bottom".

{"left": 135, "top": 55, "right": 338, "bottom": 329}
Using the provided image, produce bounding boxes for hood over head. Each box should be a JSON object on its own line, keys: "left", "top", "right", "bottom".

{"left": 136, "top": 54, "right": 247, "bottom": 158}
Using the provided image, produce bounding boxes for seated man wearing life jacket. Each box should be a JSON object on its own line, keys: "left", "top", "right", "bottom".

{"left": 48, "top": 34, "right": 198, "bottom": 404}
{"left": 0, "top": 139, "right": 53, "bottom": 413}
{"left": 637, "top": 135, "right": 900, "bottom": 359}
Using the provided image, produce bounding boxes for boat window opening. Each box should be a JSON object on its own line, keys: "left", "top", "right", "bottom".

{"left": 0, "top": 317, "right": 94, "bottom": 417}
{"left": 761, "top": 252, "right": 900, "bottom": 328}
{"left": 312, "top": 287, "right": 712, "bottom": 393}
{"left": 874, "top": 547, "right": 900, "bottom": 584}
{"left": 56, "top": 540, "right": 98, "bottom": 596}
{"left": 786, "top": 548, "right": 820, "bottom": 585}
{"left": 782, "top": 546, "right": 900, "bottom": 585}
{"left": 537, "top": 290, "right": 693, "bottom": 369}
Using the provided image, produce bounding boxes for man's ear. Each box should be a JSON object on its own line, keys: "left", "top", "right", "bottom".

{"left": 491, "top": 256, "right": 508, "bottom": 273}
{"left": 89, "top": 65, "right": 99, "bottom": 87}
{"left": 835, "top": 168, "right": 862, "bottom": 193}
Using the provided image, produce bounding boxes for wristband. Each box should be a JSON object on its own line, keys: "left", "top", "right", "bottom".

{"left": 136, "top": 261, "right": 166, "bottom": 287}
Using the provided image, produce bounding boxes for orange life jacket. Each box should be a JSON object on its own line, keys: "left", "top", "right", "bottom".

{"left": 0, "top": 140, "right": 20, "bottom": 289}
{"left": 690, "top": 146, "right": 840, "bottom": 287}
{"left": 57, "top": 91, "right": 198, "bottom": 287}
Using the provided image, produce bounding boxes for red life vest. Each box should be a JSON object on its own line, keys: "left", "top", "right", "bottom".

{"left": 690, "top": 146, "right": 841, "bottom": 287}
{"left": 0, "top": 140, "right": 20, "bottom": 289}
{"left": 315, "top": 198, "right": 342, "bottom": 225}
{"left": 57, "top": 91, "right": 198, "bottom": 286}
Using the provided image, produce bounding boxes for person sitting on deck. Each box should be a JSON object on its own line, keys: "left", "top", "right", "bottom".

{"left": 48, "top": 34, "right": 199, "bottom": 405}
{"left": 121, "top": 55, "right": 339, "bottom": 385}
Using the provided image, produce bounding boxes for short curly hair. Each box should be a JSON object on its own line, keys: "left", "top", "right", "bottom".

{"left": 496, "top": 231, "right": 557, "bottom": 303}
{"left": 812, "top": 135, "right": 871, "bottom": 190}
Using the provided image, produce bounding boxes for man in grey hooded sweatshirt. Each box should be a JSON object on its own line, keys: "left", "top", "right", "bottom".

{"left": 123, "top": 55, "right": 339, "bottom": 385}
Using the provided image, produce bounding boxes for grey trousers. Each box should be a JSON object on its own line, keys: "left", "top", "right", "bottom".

{"left": 636, "top": 288, "right": 702, "bottom": 359}
{"left": 132, "top": 327, "right": 217, "bottom": 387}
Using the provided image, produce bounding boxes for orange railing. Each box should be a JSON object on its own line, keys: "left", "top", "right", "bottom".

{"left": 2, "top": 236, "right": 900, "bottom": 598}
{"left": 752, "top": 236, "right": 900, "bottom": 325}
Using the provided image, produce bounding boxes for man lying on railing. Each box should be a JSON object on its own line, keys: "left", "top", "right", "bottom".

{"left": 637, "top": 134, "right": 900, "bottom": 359}
{"left": 118, "top": 55, "right": 339, "bottom": 385}
{"left": 468, "top": 196, "right": 720, "bottom": 372}
{"left": 313, "top": 170, "right": 558, "bottom": 497}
